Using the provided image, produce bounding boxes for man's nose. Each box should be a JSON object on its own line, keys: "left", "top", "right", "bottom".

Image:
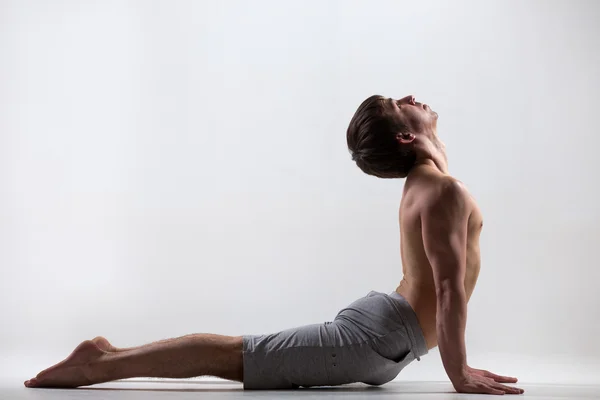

{"left": 398, "top": 95, "right": 416, "bottom": 105}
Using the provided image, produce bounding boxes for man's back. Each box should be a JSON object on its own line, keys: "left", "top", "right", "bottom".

{"left": 396, "top": 164, "right": 483, "bottom": 349}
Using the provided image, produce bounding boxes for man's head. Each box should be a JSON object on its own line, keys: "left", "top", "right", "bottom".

{"left": 346, "top": 95, "right": 440, "bottom": 178}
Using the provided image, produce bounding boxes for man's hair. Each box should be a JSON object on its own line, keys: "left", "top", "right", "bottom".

{"left": 346, "top": 95, "right": 416, "bottom": 179}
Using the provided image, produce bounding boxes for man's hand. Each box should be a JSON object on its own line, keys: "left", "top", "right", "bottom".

{"left": 452, "top": 366, "right": 524, "bottom": 395}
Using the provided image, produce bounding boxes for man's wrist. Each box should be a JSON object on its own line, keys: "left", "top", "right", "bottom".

{"left": 447, "top": 365, "right": 469, "bottom": 383}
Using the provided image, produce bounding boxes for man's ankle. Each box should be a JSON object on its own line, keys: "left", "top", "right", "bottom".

{"left": 85, "top": 352, "right": 120, "bottom": 384}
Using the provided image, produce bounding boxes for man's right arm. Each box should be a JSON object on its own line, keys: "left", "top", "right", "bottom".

{"left": 421, "top": 180, "right": 523, "bottom": 395}
{"left": 421, "top": 180, "right": 470, "bottom": 383}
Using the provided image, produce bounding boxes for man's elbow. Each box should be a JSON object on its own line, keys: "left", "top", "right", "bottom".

{"left": 436, "top": 279, "right": 466, "bottom": 308}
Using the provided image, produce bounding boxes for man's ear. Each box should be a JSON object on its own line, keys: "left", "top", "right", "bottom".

{"left": 396, "top": 132, "right": 415, "bottom": 145}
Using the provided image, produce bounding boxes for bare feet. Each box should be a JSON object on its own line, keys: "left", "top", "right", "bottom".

{"left": 24, "top": 340, "right": 107, "bottom": 388}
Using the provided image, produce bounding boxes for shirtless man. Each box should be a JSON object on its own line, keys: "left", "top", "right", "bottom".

{"left": 24, "top": 95, "right": 524, "bottom": 395}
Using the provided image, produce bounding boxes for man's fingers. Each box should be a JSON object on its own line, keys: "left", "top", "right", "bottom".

{"left": 492, "top": 375, "right": 518, "bottom": 383}
{"left": 484, "top": 371, "right": 518, "bottom": 383}
{"left": 492, "top": 382, "right": 524, "bottom": 395}
{"left": 481, "top": 384, "right": 505, "bottom": 395}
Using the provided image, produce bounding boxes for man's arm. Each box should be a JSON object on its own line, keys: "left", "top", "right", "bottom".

{"left": 422, "top": 180, "right": 523, "bottom": 395}
{"left": 422, "top": 180, "right": 469, "bottom": 381}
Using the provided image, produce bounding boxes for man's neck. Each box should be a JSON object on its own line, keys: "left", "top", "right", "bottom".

{"left": 414, "top": 157, "right": 448, "bottom": 175}
{"left": 415, "top": 137, "right": 449, "bottom": 175}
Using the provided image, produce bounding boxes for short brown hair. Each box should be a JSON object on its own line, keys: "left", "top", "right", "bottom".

{"left": 346, "top": 95, "right": 416, "bottom": 178}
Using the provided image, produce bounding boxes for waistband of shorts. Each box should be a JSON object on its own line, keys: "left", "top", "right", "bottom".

{"left": 387, "top": 291, "right": 429, "bottom": 360}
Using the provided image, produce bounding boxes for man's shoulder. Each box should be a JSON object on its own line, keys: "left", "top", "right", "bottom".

{"left": 420, "top": 175, "right": 471, "bottom": 211}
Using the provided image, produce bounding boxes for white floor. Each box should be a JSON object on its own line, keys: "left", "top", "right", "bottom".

{"left": 2, "top": 380, "right": 600, "bottom": 400}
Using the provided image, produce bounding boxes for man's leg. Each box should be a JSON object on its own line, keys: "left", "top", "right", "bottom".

{"left": 24, "top": 334, "right": 244, "bottom": 388}
{"left": 91, "top": 335, "right": 192, "bottom": 353}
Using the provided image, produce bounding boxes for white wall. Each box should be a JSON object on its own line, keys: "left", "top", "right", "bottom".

{"left": 1, "top": 0, "right": 599, "bottom": 385}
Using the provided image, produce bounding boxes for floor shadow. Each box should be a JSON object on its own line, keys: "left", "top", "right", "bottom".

{"left": 80, "top": 383, "right": 445, "bottom": 395}
{"left": 83, "top": 386, "right": 382, "bottom": 393}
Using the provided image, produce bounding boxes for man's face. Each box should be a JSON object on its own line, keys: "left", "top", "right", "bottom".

{"left": 384, "top": 95, "right": 438, "bottom": 136}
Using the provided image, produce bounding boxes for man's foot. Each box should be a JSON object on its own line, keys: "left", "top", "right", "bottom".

{"left": 24, "top": 340, "right": 107, "bottom": 388}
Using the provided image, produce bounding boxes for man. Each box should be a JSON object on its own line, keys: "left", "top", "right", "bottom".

{"left": 24, "top": 95, "right": 524, "bottom": 395}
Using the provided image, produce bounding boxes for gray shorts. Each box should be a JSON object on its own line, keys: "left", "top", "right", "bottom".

{"left": 242, "top": 290, "right": 428, "bottom": 389}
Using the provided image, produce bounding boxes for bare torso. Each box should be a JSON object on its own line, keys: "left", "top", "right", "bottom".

{"left": 396, "top": 167, "right": 482, "bottom": 349}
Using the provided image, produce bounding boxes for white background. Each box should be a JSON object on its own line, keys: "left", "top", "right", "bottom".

{"left": 1, "top": 0, "right": 599, "bottom": 385}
